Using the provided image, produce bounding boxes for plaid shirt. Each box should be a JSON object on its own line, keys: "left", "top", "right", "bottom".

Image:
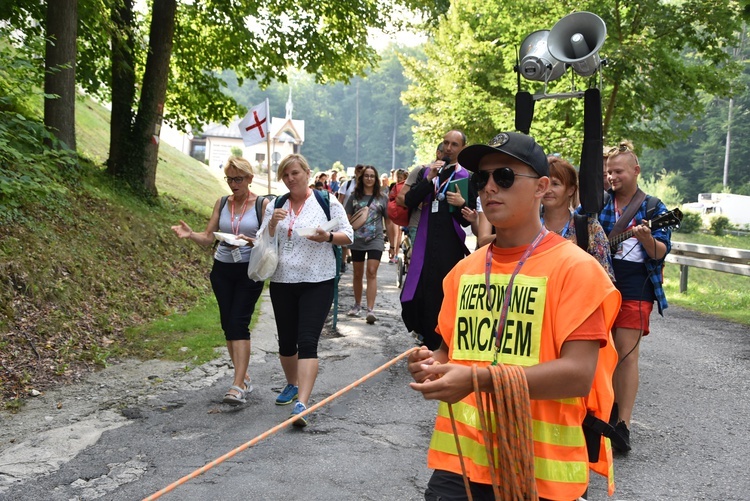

{"left": 599, "top": 189, "right": 672, "bottom": 315}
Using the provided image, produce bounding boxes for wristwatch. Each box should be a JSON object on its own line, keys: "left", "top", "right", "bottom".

{"left": 328, "top": 232, "right": 334, "bottom": 243}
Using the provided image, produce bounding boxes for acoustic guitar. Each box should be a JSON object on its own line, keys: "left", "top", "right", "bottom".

{"left": 609, "top": 208, "right": 683, "bottom": 255}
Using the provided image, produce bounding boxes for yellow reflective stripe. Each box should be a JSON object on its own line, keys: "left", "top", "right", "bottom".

{"left": 436, "top": 401, "right": 496, "bottom": 431}
{"left": 535, "top": 456, "right": 588, "bottom": 484}
{"left": 429, "top": 429, "right": 493, "bottom": 467}
{"left": 532, "top": 419, "right": 585, "bottom": 447}
{"left": 605, "top": 438, "right": 615, "bottom": 488}
{"left": 432, "top": 429, "right": 589, "bottom": 485}
{"left": 554, "top": 397, "right": 578, "bottom": 405}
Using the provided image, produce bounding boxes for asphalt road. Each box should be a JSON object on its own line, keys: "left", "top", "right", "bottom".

{"left": 1, "top": 255, "right": 748, "bottom": 500}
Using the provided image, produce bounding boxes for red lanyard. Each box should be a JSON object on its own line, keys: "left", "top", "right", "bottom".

{"left": 230, "top": 196, "right": 249, "bottom": 235}
{"left": 484, "top": 227, "right": 547, "bottom": 364}
{"left": 287, "top": 190, "right": 310, "bottom": 238}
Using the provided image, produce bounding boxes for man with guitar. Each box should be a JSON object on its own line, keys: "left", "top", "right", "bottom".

{"left": 600, "top": 140, "right": 676, "bottom": 453}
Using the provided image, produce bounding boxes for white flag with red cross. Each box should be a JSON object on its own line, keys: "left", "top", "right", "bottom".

{"left": 238, "top": 100, "right": 269, "bottom": 147}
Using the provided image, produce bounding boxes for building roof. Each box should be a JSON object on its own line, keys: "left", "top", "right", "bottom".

{"left": 198, "top": 117, "right": 305, "bottom": 143}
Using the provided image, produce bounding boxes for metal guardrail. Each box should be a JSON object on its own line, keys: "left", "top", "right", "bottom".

{"left": 665, "top": 241, "right": 750, "bottom": 293}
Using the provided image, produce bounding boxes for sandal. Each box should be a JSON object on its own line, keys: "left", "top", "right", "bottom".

{"left": 222, "top": 385, "right": 247, "bottom": 405}
{"left": 244, "top": 374, "right": 254, "bottom": 395}
{"left": 388, "top": 246, "right": 396, "bottom": 259}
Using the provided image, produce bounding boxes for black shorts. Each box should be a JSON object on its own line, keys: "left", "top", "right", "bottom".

{"left": 350, "top": 249, "right": 383, "bottom": 262}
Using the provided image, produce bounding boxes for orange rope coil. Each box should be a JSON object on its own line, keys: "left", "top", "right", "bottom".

{"left": 449, "top": 363, "right": 538, "bottom": 501}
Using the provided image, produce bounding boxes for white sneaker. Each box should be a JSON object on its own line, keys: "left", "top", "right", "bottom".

{"left": 347, "top": 305, "right": 362, "bottom": 317}
{"left": 366, "top": 309, "right": 377, "bottom": 324}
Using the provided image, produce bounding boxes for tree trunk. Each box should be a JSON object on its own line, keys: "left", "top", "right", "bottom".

{"left": 107, "top": 0, "right": 137, "bottom": 180}
{"left": 131, "top": 0, "right": 177, "bottom": 198}
{"left": 44, "top": 0, "right": 77, "bottom": 151}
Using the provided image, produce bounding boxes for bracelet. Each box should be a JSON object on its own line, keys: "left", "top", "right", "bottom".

{"left": 328, "top": 232, "right": 334, "bottom": 243}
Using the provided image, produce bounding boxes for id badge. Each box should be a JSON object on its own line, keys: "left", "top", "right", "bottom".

{"left": 231, "top": 247, "right": 242, "bottom": 263}
{"left": 431, "top": 200, "right": 439, "bottom": 213}
{"left": 283, "top": 240, "right": 294, "bottom": 253}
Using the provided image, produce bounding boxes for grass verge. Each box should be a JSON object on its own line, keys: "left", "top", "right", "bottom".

{"left": 117, "top": 292, "right": 263, "bottom": 365}
{"left": 0, "top": 95, "right": 235, "bottom": 409}
{"left": 664, "top": 232, "right": 750, "bottom": 325}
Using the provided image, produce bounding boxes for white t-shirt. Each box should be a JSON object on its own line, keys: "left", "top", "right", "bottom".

{"left": 338, "top": 178, "right": 357, "bottom": 209}
{"left": 259, "top": 193, "right": 354, "bottom": 283}
{"left": 613, "top": 218, "right": 647, "bottom": 262}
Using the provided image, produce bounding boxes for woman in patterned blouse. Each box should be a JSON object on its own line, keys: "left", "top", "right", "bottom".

{"left": 542, "top": 155, "right": 615, "bottom": 282}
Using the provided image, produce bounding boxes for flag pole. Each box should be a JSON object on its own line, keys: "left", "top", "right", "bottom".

{"left": 265, "top": 98, "right": 272, "bottom": 195}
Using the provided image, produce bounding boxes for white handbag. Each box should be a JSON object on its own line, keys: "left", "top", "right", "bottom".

{"left": 247, "top": 226, "right": 278, "bottom": 281}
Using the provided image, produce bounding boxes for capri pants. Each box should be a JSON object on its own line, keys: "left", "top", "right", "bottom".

{"left": 269, "top": 279, "right": 335, "bottom": 359}
{"left": 209, "top": 260, "right": 264, "bottom": 341}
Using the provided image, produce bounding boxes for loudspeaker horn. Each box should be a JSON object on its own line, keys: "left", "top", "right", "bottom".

{"left": 518, "top": 30, "right": 566, "bottom": 82}
{"left": 547, "top": 11, "right": 606, "bottom": 77}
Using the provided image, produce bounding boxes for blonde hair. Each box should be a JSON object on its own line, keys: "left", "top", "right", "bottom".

{"left": 277, "top": 153, "right": 311, "bottom": 181}
{"left": 606, "top": 139, "right": 639, "bottom": 166}
{"left": 224, "top": 156, "right": 254, "bottom": 177}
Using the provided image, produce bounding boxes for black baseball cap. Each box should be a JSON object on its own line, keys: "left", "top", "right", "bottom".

{"left": 458, "top": 132, "right": 549, "bottom": 177}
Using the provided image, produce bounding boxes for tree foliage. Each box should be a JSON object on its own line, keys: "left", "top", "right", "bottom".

{"left": 2, "top": 0, "right": 448, "bottom": 197}
{"left": 402, "top": 0, "right": 744, "bottom": 160}
{"left": 0, "top": 25, "right": 77, "bottom": 221}
{"left": 223, "top": 45, "right": 423, "bottom": 171}
{"left": 640, "top": 24, "right": 750, "bottom": 202}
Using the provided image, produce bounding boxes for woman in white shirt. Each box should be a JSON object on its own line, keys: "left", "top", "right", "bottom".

{"left": 259, "top": 154, "right": 353, "bottom": 426}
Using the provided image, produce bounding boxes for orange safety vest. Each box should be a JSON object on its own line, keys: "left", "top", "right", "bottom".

{"left": 427, "top": 236, "right": 621, "bottom": 500}
{"left": 584, "top": 329, "right": 618, "bottom": 495}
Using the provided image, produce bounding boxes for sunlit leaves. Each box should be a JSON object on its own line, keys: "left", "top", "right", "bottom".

{"left": 404, "top": 0, "right": 743, "bottom": 159}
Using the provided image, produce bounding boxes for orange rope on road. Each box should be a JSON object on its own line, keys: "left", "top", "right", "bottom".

{"left": 142, "top": 346, "right": 419, "bottom": 501}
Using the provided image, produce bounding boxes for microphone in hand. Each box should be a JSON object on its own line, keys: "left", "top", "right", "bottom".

{"left": 439, "top": 156, "right": 451, "bottom": 174}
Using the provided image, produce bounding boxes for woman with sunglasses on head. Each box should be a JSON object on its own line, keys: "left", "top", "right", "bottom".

{"left": 543, "top": 155, "right": 615, "bottom": 282}
{"left": 171, "top": 156, "right": 270, "bottom": 406}
{"left": 345, "top": 165, "right": 389, "bottom": 324}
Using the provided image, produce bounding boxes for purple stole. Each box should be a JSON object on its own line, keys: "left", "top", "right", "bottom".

{"left": 402, "top": 165, "right": 469, "bottom": 302}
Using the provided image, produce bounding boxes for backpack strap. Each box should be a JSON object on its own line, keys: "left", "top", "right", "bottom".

{"left": 311, "top": 189, "right": 342, "bottom": 277}
{"left": 645, "top": 195, "right": 661, "bottom": 220}
{"left": 274, "top": 193, "right": 290, "bottom": 209}
{"left": 313, "top": 189, "right": 332, "bottom": 220}
{"left": 212, "top": 196, "right": 230, "bottom": 250}
{"left": 254, "top": 195, "right": 266, "bottom": 224}
{"left": 574, "top": 213, "right": 589, "bottom": 250}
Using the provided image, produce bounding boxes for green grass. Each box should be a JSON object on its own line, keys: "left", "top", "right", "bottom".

{"left": 117, "top": 293, "right": 264, "bottom": 365}
{"left": 1, "top": 95, "right": 240, "bottom": 406}
{"left": 664, "top": 232, "right": 750, "bottom": 324}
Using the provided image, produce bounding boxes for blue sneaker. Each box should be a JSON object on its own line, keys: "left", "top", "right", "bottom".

{"left": 290, "top": 401, "right": 308, "bottom": 427}
{"left": 275, "top": 384, "right": 298, "bottom": 406}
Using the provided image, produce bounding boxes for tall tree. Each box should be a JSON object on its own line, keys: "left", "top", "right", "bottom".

{"left": 43, "top": 0, "right": 77, "bottom": 151}
{"left": 3, "top": 0, "right": 449, "bottom": 197}
{"left": 402, "top": 0, "right": 743, "bottom": 159}
{"left": 107, "top": 0, "right": 176, "bottom": 197}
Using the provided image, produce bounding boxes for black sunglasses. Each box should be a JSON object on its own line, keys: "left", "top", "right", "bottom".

{"left": 470, "top": 167, "right": 540, "bottom": 191}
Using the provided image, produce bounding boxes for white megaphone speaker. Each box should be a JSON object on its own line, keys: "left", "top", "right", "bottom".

{"left": 547, "top": 11, "right": 606, "bottom": 77}
{"left": 518, "top": 30, "right": 566, "bottom": 82}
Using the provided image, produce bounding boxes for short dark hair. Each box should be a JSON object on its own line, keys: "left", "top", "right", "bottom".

{"left": 447, "top": 129, "right": 467, "bottom": 146}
